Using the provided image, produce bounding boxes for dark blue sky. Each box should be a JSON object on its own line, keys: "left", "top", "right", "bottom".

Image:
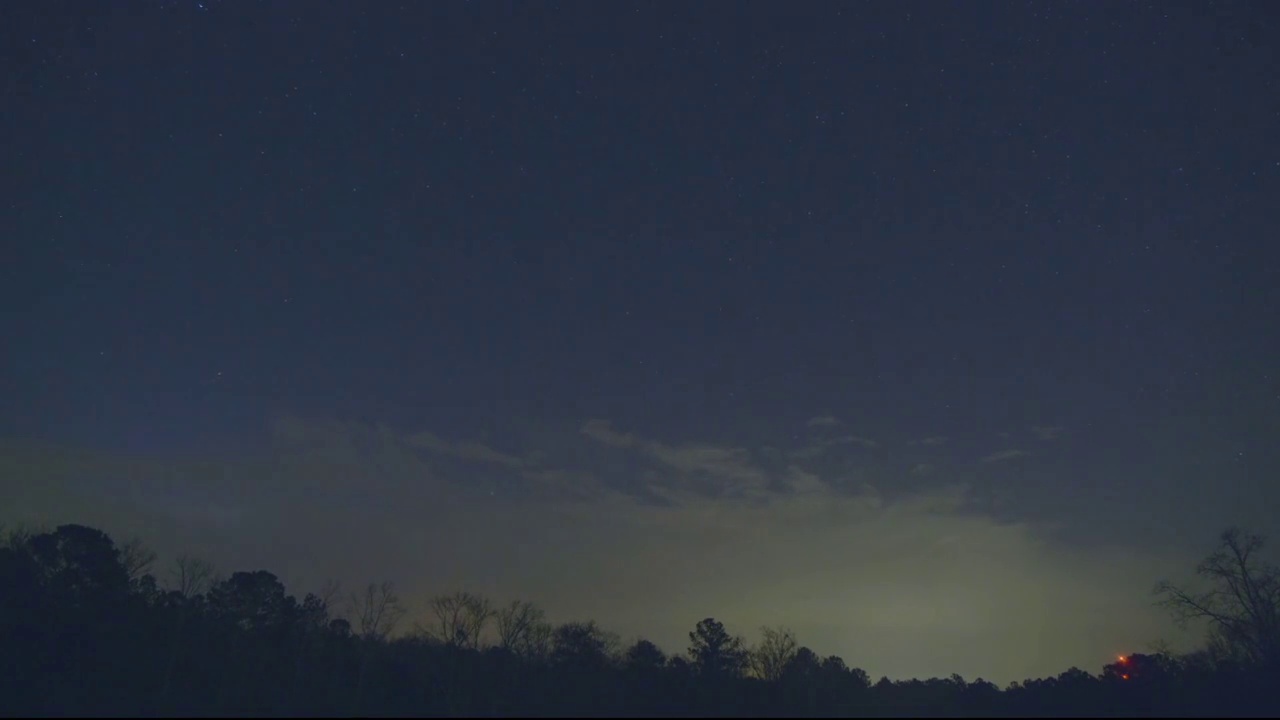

{"left": 3, "top": 0, "right": 1278, "bottom": 682}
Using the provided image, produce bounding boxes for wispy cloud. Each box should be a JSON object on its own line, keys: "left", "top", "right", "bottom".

{"left": 407, "top": 430, "right": 529, "bottom": 468}
{"left": 580, "top": 420, "right": 773, "bottom": 498}
{"left": 650, "top": 444, "right": 771, "bottom": 497}
{"left": 981, "top": 449, "right": 1030, "bottom": 464}
{"left": 806, "top": 415, "right": 841, "bottom": 428}
{"left": 911, "top": 463, "right": 935, "bottom": 476}
{"left": 1031, "top": 426, "right": 1065, "bottom": 441}
{"left": 910, "top": 436, "right": 949, "bottom": 446}
{"left": 269, "top": 414, "right": 594, "bottom": 502}
{"left": 792, "top": 434, "right": 880, "bottom": 459}
{"left": 785, "top": 465, "right": 827, "bottom": 494}
{"left": 833, "top": 435, "right": 880, "bottom": 449}
{"left": 580, "top": 418, "right": 639, "bottom": 448}
{"left": 517, "top": 468, "right": 606, "bottom": 500}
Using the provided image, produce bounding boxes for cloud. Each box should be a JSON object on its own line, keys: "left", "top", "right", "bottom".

{"left": 792, "top": 434, "right": 881, "bottom": 459}
{"left": 833, "top": 435, "right": 880, "bottom": 449}
{"left": 517, "top": 468, "right": 609, "bottom": 501}
{"left": 1031, "top": 426, "right": 1065, "bottom": 441}
{"left": 407, "top": 430, "right": 529, "bottom": 468}
{"left": 910, "top": 436, "right": 949, "bottom": 446}
{"left": 580, "top": 418, "right": 639, "bottom": 448}
{"left": 266, "top": 414, "right": 598, "bottom": 503}
{"left": 981, "top": 449, "right": 1031, "bottom": 464}
{"left": 0, "top": 422, "right": 1194, "bottom": 687}
{"left": 581, "top": 420, "right": 772, "bottom": 499}
{"left": 806, "top": 415, "right": 841, "bottom": 427}
{"left": 648, "top": 443, "right": 771, "bottom": 498}
{"left": 911, "top": 463, "right": 936, "bottom": 476}
{"left": 785, "top": 465, "right": 827, "bottom": 494}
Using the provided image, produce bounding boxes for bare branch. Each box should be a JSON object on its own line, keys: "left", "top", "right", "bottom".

{"left": 496, "top": 600, "right": 547, "bottom": 657}
{"left": 167, "top": 554, "right": 216, "bottom": 599}
{"left": 120, "top": 537, "right": 157, "bottom": 582}
{"left": 1156, "top": 528, "right": 1280, "bottom": 667}
{"left": 318, "top": 578, "right": 343, "bottom": 612}
{"left": 427, "top": 591, "right": 493, "bottom": 649}
{"left": 349, "top": 581, "right": 406, "bottom": 641}
{"left": 751, "top": 625, "right": 799, "bottom": 682}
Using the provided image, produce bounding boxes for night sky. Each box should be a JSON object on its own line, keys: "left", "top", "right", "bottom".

{"left": 3, "top": 1, "right": 1279, "bottom": 684}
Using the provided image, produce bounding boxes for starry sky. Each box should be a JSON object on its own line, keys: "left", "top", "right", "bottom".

{"left": 3, "top": 0, "right": 1279, "bottom": 684}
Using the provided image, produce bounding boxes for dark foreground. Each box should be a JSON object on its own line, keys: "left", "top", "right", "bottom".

{"left": 2, "top": 524, "right": 1276, "bottom": 717}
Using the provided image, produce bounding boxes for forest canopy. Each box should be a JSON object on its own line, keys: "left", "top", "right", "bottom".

{"left": 1, "top": 523, "right": 1275, "bottom": 717}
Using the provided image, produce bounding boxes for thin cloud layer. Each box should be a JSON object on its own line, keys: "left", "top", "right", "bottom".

{"left": 580, "top": 418, "right": 640, "bottom": 449}
{"left": 580, "top": 419, "right": 773, "bottom": 499}
{"left": 406, "top": 430, "right": 529, "bottom": 468}
{"left": 982, "top": 449, "right": 1031, "bottom": 464}
{"left": 792, "top": 434, "right": 881, "bottom": 460}
{"left": 1031, "top": 426, "right": 1066, "bottom": 441}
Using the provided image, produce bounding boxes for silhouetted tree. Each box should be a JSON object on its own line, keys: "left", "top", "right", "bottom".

{"left": 5, "top": 520, "right": 1279, "bottom": 718}
{"left": 1156, "top": 528, "right": 1280, "bottom": 669}
{"left": 751, "top": 624, "right": 798, "bottom": 681}
{"left": 1103, "top": 652, "right": 1174, "bottom": 684}
{"left": 208, "top": 570, "right": 297, "bottom": 632}
{"left": 167, "top": 554, "right": 215, "bottom": 600}
{"left": 351, "top": 581, "right": 405, "bottom": 641}
{"left": 426, "top": 591, "right": 492, "bottom": 649}
{"left": 119, "top": 537, "right": 156, "bottom": 584}
{"left": 688, "top": 617, "right": 749, "bottom": 678}
{"left": 550, "top": 620, "right": 615, "bottom": 670}
{"left": 495, "top": 599, "right": 548, "bottom": 658}
{"left": 783, "top": 646, "right": 821, "bottom": 681}
{"left": 329, "top": 617, "right": 352, "bottom": 636}
{"left": 624, "top": 638, "right": 668, "bottom": 672}
{"left": 27, "top": 524, "right": 131, "bottom": 602}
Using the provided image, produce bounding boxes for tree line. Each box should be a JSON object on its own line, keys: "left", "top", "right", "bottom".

{"left": 0, "top": 523, "right": 1276, "bottom": 717}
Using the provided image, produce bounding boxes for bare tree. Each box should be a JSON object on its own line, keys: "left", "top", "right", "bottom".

{"left": 496, "top": 599, "right": 548, "bottom": 656}
{"left": 167, "top": 554, "right": 216, "bottom": 599}
{"left": 120, "top": 537, "right": 157, "bottom": 582}
{"left": 752, "top": 625, "right": 799, "bottom": 681}
{"left": 427, "top": 591, "right": 493, "bottom": 649}
{"left": 527, "top": 620, "right": 553, "bottom": 659}
{"left": 350, "top": 581, "right": 407, "bottom": 641}
{"left": 156, "top": 553, "right": 217, "bottom": 710}
{"left": 347, "top": 581, "right": 406, "bottom": 713}
{"left": 1156, "top": 528, "right": 1280, "bottom": 668}
{"left": 318, "top": 578, "right": 343, "bottom": 611}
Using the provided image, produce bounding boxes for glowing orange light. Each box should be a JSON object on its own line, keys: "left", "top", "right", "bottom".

{"left": 1117, "top": 655, "right": 1127, "bottom": 663}
{"left": 1121, "top": 674, "right": 1130, "bottom": 680}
